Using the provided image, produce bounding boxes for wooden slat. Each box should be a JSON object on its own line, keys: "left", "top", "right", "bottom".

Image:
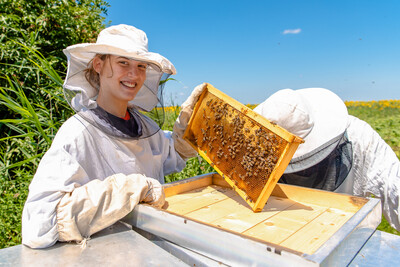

{"left": 165, "top": 185, "right": 219, "bottom": 205}
{"left": 164, "top": 175, "right": 212, "bottom": 197}
{"left": 184, "top": 194, "right": 247, "bottom": 223}
{"left": 272, "top": 183, "right": 367, "bottom": 212}
{"left": 280, "top": 208, "right": 354, "bottom": 254}
{"left": 242, "top": 202, "right": 327, "bottom": 244}
{"left": 165, "top": 185, "right": 237, "bottom": 214}
{"left": 209, "top": 196, "right": 297, "bottom": 233}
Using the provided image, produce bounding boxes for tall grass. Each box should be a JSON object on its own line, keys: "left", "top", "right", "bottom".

{"left": 0, "top": 45, "right": 71, "bottom": 248}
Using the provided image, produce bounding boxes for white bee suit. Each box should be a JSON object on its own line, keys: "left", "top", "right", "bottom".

{"left": 337, "top": 115, "right": 400, "bottom": 231}
{"left": 22, "top": 114, "right": 186, "bottom": 248}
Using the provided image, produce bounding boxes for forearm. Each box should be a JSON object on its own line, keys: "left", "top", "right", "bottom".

{"left": 56, "top": 173, "right": 149, "bottom": 242}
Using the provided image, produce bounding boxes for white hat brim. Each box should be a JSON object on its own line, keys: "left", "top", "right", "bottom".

{"left": 64, "top": 43, "right": 176, "bottom": 74}
{"left": 254, "top": 88, "right": 348, "bottom": 164}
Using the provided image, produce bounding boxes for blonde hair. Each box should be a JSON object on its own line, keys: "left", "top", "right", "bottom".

{"left": 84, "top": 54, "right": 109, "bottom": 90}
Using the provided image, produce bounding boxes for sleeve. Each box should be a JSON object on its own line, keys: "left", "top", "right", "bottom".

{"left": 346, "top": 115, "right": 400, "bottom": 231}
{"left": 22, "top": 146, "right": 89, "bottom": 248}
{"left": 161, "top": 130, "right": 187, "bottom": 177}
{"left": 56, "top": 173, "right": 152, "bottom": 243}
{"left": 22, "top": 143, "right": 161, "bottom": 248}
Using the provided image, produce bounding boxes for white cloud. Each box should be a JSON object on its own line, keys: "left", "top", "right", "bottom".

{"left": 282, "top": 28, "right": 302, "bottom": 35}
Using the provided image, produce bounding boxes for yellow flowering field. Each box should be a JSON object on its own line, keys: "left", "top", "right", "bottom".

{"left": 345, "top": 99, "right": 400, "bottom": 109}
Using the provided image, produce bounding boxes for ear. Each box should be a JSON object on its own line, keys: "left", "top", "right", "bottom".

{"left": 92, "top": 56, "right": 104, "bottom": 74}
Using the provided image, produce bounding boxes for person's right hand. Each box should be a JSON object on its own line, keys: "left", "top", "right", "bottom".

{"left": 140, "top": 176, "right": 165, "bottom": 208}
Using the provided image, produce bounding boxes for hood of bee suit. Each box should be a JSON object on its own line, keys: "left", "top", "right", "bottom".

{"left": 253, "top": 88, "right": 349, "bottom": 173}
{"left": 62, "top": 24, "right": 176, "bottom": 113}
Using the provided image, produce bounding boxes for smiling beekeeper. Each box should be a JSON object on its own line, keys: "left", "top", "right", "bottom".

{"left": 21, "top": 24, "right": 197, "bottom": 248}
{"left": 254, "top": 88, "right": 400, "bottom": 231}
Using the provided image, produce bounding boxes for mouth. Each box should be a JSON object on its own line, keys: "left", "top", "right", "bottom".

{"left": 121, "top": 81, "right": 137, "bottom": 89}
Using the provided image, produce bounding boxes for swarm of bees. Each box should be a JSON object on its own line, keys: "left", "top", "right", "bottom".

{"left": 188, "top": 93, "right": 287, "bottom": 202}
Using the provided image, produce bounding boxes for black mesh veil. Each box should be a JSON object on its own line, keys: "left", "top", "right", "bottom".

{"left": 279, "top": 131, "right": 353, "bottom": 191}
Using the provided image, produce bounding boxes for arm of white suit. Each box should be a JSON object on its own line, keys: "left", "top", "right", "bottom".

{"left": 346, "top": 115, "right": 400, "bottom": 231}
{"left": 56, "top": 173, "right": 164, "bottom": 243}
{"left": 22, "top": 145, "right": 164, "bottom": 248}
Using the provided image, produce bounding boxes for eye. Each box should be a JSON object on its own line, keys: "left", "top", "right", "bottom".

{"left": 138, "top": 63, "right": 148, "bottom": 70}
{"left": 118, "top": 60, "right": 129, "bottom": 66}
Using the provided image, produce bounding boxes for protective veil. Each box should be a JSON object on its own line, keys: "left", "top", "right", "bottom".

{"left": 255, "top": 88, "right": 400, "bottom": 231}
{"left": 63, "top": 24, "right": 176, "bottom": 139}
{"left": 22, "top": 25, "right": 186, "bottom": 248}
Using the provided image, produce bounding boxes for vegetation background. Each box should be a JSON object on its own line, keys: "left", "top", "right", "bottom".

{"left": 1, "top": 0, "right": 399, "bottom": 250}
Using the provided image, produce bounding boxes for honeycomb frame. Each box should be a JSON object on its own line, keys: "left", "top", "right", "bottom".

{"left": 183, "top": 83, "right": 303, "bottom": 212}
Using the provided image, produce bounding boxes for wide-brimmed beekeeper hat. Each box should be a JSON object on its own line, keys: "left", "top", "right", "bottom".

{"left": 62, "top": 24, "right": 176, "bottom": 112}
{"left": 254, "top": 88, "right": 349, "bottom": 173}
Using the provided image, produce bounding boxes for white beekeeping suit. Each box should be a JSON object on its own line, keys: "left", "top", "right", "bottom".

{"left": 254, "top": 88, "right": 400, "bottom": 231}
{"left": 22, "top": 25, "right": 196, "bottom": 249}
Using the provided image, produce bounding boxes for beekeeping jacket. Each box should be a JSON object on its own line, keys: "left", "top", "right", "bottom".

{"left": 21, "top": 25, "right": 192, "bottom": 248}
{"left": 254, "top": 88, "right": 400, "bottom": 231}
{"left": 22, "top": 113, "right": 186, "bottom": 248}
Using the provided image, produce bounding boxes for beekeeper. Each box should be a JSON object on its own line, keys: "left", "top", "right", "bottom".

{"left": 254, "top": 88, "right": 400, "bottom": 231}
{"left": 22, "top": 24, "right": 196, "bottom": 249}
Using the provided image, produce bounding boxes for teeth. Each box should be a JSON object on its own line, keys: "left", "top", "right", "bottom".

{"left": 122, "top": 81, "right": 136, "bottom": 88}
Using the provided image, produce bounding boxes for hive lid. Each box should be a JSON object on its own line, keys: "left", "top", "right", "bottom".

{"left": 183, "top": 83, "right": 303, "bottom": 211}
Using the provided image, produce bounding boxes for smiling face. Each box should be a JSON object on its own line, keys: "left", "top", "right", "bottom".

{"left": 93, "top": 55, "right": 147, "bottom": 117}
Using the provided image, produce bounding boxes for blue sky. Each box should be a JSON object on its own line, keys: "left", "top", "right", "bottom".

{"left": 106, "top": 1, "right": 399, "bottom": 105}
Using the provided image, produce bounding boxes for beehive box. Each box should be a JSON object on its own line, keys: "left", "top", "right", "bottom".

{"left": 183, "top": 83, "right": 304, "bottom": 211}
{"left": 124, "top": 173, "right": 381, "bottom": 266}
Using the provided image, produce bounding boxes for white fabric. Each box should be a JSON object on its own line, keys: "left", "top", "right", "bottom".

{"left": 64, "top": 24, "right": 176, "bottom": 75}
{"left": 254, "top": 88, "right": 348, "bottom": 159}
{"left": 142, "top": 176, "right": 165, "bottom": 207}
{"left": 56, "top": 173, "right": 163, "bottom": 243}
{"left": 335, "top": 115, "right": 400, "bottom": 231}
{"left": 22, "top": 114, "right": 185, "bottom": 248}
{"left": 172, "top": 83, "right": 207, "bottom": 160}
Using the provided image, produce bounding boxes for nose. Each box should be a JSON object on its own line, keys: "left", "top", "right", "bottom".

{"left": 127, "top": 65, "right": 141, "bottom": 77}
